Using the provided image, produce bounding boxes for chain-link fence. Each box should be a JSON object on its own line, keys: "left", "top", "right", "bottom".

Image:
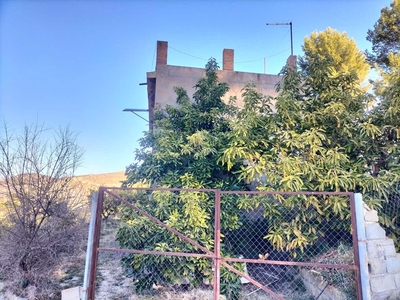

{"left": 362, "top": 181, "right": 400, "bottom": 252}
{"left": 382, "top": 182, "right": 400, "bottom": 251}
{"left": 86, "top": 188, "right": 361, "bottom": 300}
{"left": 220, "top": 191, "right": 358, "bottom": 300}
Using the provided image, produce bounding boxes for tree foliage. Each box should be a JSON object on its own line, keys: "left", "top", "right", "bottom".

{"left": 121, "top": 26, "right": 400, "bottom": 296}
{"left": 303, "top": 27, "right": 370, "bottom": 82}
{"left": 368, "top": 58, "right": 400, "bottom": 248}
{"left": 222, "top": 53, "right": 399, "bottom": 250}
{"left": 366, "top": 1, "right": 400, "bottom": 246}
{"left": 0, "top": 122, "right": 86, "bottom": 298}
{"left": 126, "top": 58, "right": 241, "bottom": 190}
{"left": 121, "top": 59, "right": 245, "bottom": 298}
{"left": 222, "top": 59, "right": 362, "bottom": 251}
{"left": 367, "top": 0, "right": 400, "bottom": 70}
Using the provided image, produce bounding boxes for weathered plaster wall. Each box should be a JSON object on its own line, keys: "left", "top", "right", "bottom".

{"left": 148, "top": 64, "right": 281, "bottom": 110}
{"left": 145, "top": 41, "right": 288, "bottom": 129}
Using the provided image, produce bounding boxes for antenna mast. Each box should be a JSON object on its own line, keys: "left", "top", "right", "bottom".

{"left": 266, "top": 22, "right": 293, "bottom": 56}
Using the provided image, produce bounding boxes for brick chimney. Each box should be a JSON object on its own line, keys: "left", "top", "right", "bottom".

{"left": 223, "top": 49, "right": 234, "bottom": 71}
{"left": 156, "top": 41, "right": 168, "bottom": 69}
{"left": 286, "top": 55, "right": 297, "bottom": 69}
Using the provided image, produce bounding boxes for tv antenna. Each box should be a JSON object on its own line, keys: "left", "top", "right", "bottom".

{"left": 266, "top": 22, "right": 293, "bottom": 56}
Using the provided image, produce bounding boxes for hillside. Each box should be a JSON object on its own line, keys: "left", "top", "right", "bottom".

{"left": 74, "top": 171, "right": 126, "bottom": 191}
{"left": 0, "top": 171, "right": 127, "bottom": 299}
{"left": 0, "top": 171, "right": 126, "bottom": 203}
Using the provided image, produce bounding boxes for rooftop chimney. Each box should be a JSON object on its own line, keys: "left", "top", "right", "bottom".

{"left": 286, "top": 55, "right": 297, "bottom": 69}
{"left": 156, "top": 41, "right": 168, "bottom": 69}
{"left": 223, "top": 49, "right": 234, "bottom": 71}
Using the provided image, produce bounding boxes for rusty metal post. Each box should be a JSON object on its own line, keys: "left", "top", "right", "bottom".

{"left": 349, "top": 192, "right": 363, "bottom": 300}
{"left": 213, "top": 190, "right": 221, "bottom": 300}
{"left": 87, "top": 187, "right": 105, "bottom": 300}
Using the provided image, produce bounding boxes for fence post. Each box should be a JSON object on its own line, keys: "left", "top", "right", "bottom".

{"left": 87, "top": 187, "right": 105, "bottom": 300}
{"left": 82, "top": 193, "right": 98, "bottom": 300}
{"left": 355, "top": 193, "right": 371, "bottom": 300}
{"left": 213, "top": 189, "right": 221, "bottom": 300}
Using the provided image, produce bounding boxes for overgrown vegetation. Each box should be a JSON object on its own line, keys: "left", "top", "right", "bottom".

{"left": 302, "top": 27, "right": 370, "bottom": 83}
{"left": 367, "top": 0, "right": 400, "bottom": 249}
{"left": 120, "top": 60, "right": 246, "bottom": 297}
{"left": 120, "top": 13, "right": 400, "bottom": 297}
{"left": 367, "top": 0, "right": 400, "bottom": 71}
{"left": 2, "top": 2, "right": 397, "bottom": 299}
{"left": 221, "top": 57, "right": 397, "bottom": 251}
{"left": 0, "top": 122, "right": 87, "bottom": 299}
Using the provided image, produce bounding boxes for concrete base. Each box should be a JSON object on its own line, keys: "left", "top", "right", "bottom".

{"left": 61, "top": 287, "right": 82, "bottom": 300}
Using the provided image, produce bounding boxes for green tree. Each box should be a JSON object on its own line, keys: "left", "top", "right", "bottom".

{"left": 222, "top": 52, "right": 399, "bottom": 251}
{"left": 367, "top": 0, "right": 400, "bottom": 70}
{"left": 120, "top": 59, "right": 245, "bottom": 298}
{"left": 366, "top": 1, "right": 400, "bottom": 246}
{"left": 367, "top": 48, "right": 400, "bottom": 248}
{"left": 121, "top": 30, "right": 400, "bottom": 298}
{"left": 125, "top": 58, "right": 239, "bottom": 189}
{"left": 303, "top": 27, "right": 370, "bottom": 82}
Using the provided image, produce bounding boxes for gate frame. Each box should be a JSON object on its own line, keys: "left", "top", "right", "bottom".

{"left": 85, "top": 187, "right": 362, "bottom": 300}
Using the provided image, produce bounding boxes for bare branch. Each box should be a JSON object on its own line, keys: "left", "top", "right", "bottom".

{"left": 0, "top": 121, "right": 86, "bottom": 297}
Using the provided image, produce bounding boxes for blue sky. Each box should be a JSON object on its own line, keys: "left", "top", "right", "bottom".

{"left": 0, "top": 0, "right": 389, "bottom": 175}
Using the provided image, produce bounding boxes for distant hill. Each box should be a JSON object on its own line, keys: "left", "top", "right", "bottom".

{"left": 71, "top": 171, "right": 127, "bottom": 196}
{"left": 74, "top": 171, "right": 126, "bottom": 189}
{"left": 0, "top": 171, "right": 126, "bottom": 203}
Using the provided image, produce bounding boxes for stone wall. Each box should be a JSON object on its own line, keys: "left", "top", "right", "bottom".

{"left": 363, "top": 203, "right": 400, "bottom": 299}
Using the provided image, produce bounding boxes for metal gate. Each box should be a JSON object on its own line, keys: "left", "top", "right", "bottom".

{"left": 85, "top": 187, "right": 362, "bottom": 300}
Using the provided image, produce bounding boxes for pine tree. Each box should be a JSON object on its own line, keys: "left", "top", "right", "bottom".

{"left": 303, "top": 27, "right": 370, "bottom": 82}
{"left": 367, "top": 0, "right": 400, "bottom": 70}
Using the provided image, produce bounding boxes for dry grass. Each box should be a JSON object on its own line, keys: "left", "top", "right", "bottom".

{"left": 0, "top": 171, "right": 126, "bottom": 299}
{"left": 307, "top": 243, "right": 356, "bottom": 298}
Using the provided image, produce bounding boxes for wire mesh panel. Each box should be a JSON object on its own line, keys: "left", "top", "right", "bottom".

{"left": 88, "top": 188, "right": 360, "bottom": 300}
{"left": 219, "top": 191, "right": 358, "bottom": 300}
{"left": 92, "top": 188, "right": 217, "bottom": 299}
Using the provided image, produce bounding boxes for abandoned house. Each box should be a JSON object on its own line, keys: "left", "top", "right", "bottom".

{"left": 142, "top": 40, "right": 296, "bottom": 129}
